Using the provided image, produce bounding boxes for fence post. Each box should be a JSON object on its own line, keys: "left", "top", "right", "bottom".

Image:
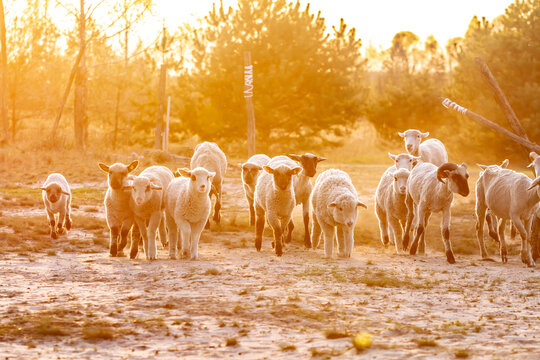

{"left": 244, "top": 51, "right": 256, "bottom": 157}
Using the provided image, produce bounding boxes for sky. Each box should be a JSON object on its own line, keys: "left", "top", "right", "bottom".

{"left": 152, "top": 0, "right": 515, "bottom": 49}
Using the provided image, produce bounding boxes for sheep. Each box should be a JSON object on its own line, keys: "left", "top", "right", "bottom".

{"left": 190, "top": 142, "right": 227, "bottom": 227}
{"left": 387, "top": 152, "right": 420, "bottom": 171}
{"left": 40, "top": 173, "right": 72, "bottom": 240}
{"left": 375, "top": 168, "right": 411, "bottom": 253}
{"left": 528, "top": 177, "right": 540, "bottom": 260}
{"left": 287, "top": 153, "right": 326, "bottom": 248}
{"left": 528, "top": 152, "right": 540, "bottom": 178}
{"left": 254, "top": 157, "right": 302, "bottom": 256}
{"left": 98, "top": 160, "right": 138, "bottom": 257}
{"left": 124, "top": 166, "right": 174, "bottom": 260}
{"left": 398, "top": 129, "right": 448, "bottom": 166}
{"left": 164, "top": 167, "right": 215, "bottom": 260}
{"left": 310, "top": 169, "right": 367, "bottom": 258}
{"left": 241, "top": 154, "right": 271, "bottom": 226}
{"left": 404, "top": 162, "right": 470, "bottom": 264}
{"left": 476, "top": 164, "right": 538, "bottom": 267}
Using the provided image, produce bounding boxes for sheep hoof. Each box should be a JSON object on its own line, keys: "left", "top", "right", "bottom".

{"left": 57, "top": 227, "right": 65, "bottom": 235}
{"left": 65, "top": 219, "right": 72, "bottom": 231}
{"left": 446, "top": 250, "right": 456, "bottom": 264}
{"left": 50, "top": 231, "right": 58, "bottom": 240}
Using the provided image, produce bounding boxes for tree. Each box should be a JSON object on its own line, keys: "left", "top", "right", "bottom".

{"left": 174, "top": 0, "right": 367, "bottom": 153}
{"left": 0, "top": 0, "right": 7, "bottom": 143}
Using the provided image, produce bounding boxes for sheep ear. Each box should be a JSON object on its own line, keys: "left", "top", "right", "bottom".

{"left": 328, "top": 202, "right": 337, "bottom": 208}
{"left": 150, "top": 182, "right": 162, "bottom": 190}
{"left": 98, "top": 163, "right": 110, "bottom": 173}
{"left": 40, "top": 187, "right": 46, "bottom": 191}
{"left": 241, "top": 163, "right": 248, "bottom": 170}
{"left": 263, "top": 165, "right": 274, "bottom": 174}
{"left": 357, "top": 200, "right": 367, "bottom": 209}
{"left": 62, "top": 191, "right": 70, "bottom": 196}
{"left": 178, "top": 168, "right": 191, "bottom": 177}
{"left": 398, "top": 132, "right": 405, "bottom": 138}
{"left": 437, "top": 171, "right": 448, "bottom": 184}
{"left": 412, "top": 156, "right": 421, "bottom": 166}
{"left": 291, "top": 167, "right": 302, "bottom": 176}
{"left": 528, "top": 177, "right": 540, "bottom": 191}
{"left": 208, "top": 171, "right": 216, "bottom": 179}
{"left": 127, "top": 160, "right": 139, "bottom": 173}
{"left": 316, "top": 157, "right": 326, "bottom": 163}
{"left": 477, "top": 164, "right": 488, "bottom": 170}
{"left": 530, "top": 152, "right": 539, "bottom": 161}
{"left": 173, "top": 170, "right": 181, "bottom": 177}
{"left": 527, "top": 162, "right": 534, "bottom": 168}
{"left": 287, "top": 154, "right": 302, "bottom": 162}
{"left": 128, "top": 174, "right": 136, "bottom": 180}
{"left": 501, "top": 159, "right": 509, "bottom": 168}
{"left": 461, "top": 163, "right": 467, "bottom": 169}
{"left": 421, "top": 132, "right": 430, "bottom": 138}
{"left": 253, "top": 165, "right": 263, "bottom": 171}
{"left": 388, "top": 152, "right": 397, "bottom": 161}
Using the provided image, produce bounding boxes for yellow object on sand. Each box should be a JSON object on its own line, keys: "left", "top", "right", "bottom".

{"left": 352, "top": 332, "right": 373, "bottom": 350}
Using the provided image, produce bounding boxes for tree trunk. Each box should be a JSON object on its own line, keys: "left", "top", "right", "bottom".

{"left": 244, "top": 52, "right": 256, "bottom": 157}
{"left": 74, "top": 0, "right": 87, "bottom": 150}
{"left": 0, "top": 0, "right": 8, "bottom": 143}
{"left": 155, "top": 64, "right": 166, "bottom": 149}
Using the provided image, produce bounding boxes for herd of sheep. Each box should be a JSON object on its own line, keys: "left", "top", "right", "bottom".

{"left": 39, "top": 132, "right": 540, "bottom": 266}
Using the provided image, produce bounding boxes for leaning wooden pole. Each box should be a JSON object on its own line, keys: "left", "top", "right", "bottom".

{"left": 244, "top": 51, "right": 256, "bottom": 157}
{"left": 441, "top": 98, "right": 540, "bottom": 153}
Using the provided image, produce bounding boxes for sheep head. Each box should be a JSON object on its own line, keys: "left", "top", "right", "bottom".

{"left": 437, "top": 162, "right": 470, "bottom": 197}
{"left": 241, "top": 162, "right": 263, "bottom": 186}
{"left": 393, "top": 168, "right": 410, "bottom": 195}
{"left": 528, "top": 152, "right": 540, "bottom": 178}
{"left": 124, "top": 176, "right": 162, "bottom": 206}
{"left": 287, "top": 153, "right": 326, "bottom": 177}
{"left": 388, "top": 152, "right": 421, "bottom": 170}
{"left": 98, "top": 160, "right": 138, "bottom": 190}
{"left": 398, "top": 129, "right": 429, "bottom": 156}
{"left": 40, "top": 183, "right": 69, "bottom": 203}
{"left": 263, "top": 164, "right": 302, "bottom": 191}
{"left": 178, "top": 167, "right": 215, "bottom": 195}
{"left": 328, "top": 194, "right": 367, "bottom": 228}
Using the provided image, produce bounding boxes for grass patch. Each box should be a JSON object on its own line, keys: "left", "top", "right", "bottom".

{"left": 225, "top": 337, "right": 238, "bottom": 346}
{"left": 82, "top": 324, "right": 115, "bottom": 340}
{"left": 204, "top": 268, "right": 221, "bottom": 276}
{"left": 279, "top": 343, "right": 297, "bottom": 351}
{"left": 324, "top": 329, "right": 350, "bottom": 339}
{"left": 454, "top": 348, "right": 470, "bottom": 358}
{"left": 414, "top": 338, "right": 438, "bottom": 347}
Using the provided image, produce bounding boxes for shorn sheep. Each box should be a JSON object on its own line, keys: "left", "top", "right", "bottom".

{"left": 404, "top": 162, "right": 470, "bottom": 264}
{"left": 241, "top": 154, "right": 271, "bottom": 226}
{"left": 125, "top": 166, "right": 174, "bottom": 260}
{"left": 375, "top": 168, "right": 411, "bottom": 253}
{"left": 476, "top": 162, "right": 538, "bottom": 267}
{"left": 41, "top": 173, "right": 72, "bottom": 239}
{"left": 311, "top": 169, "right": 367, "bottom": 258}
{"left": 399, "top": 129, "right": 448, "bottom": 166}
{"left": 191, "top": 142, "right": 227, "bottom": 227}
{"left": 287, "top": 153, "right": 326, "bottom": 248}
{"left": 165, "top": 167, "right": 215, "bottom": 260}
{"left": 387, "top": 152, "right": 420, "bottom": 171}
{"left": 98, "top": 160, "right": 138, "bottom": 257}
{"left": 254, "top": 157, "right": 302, "bottom": 256}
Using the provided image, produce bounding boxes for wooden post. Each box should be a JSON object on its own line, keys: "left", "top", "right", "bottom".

{"left": 244, "top": 51, "right": 256, "bottom": 157}
{"left": 155, "top": 63, "right": 167, "bottom": 149}
{"left": 163, "top": 96, "right": 170, "bottom": 152}
{"left": 0, "top": 0, "right": 7, "bottom": 143}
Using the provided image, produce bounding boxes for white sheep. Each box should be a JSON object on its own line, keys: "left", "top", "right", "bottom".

{"left": 529, "top": 152, "right": 540, "bottom": 178}
{"left": 164, "top": 167, "right": 215, "bottom": 260}
{"left": 311, "top": 169, "right": 367, "bottom": 258}
{"left": 375, "top": 168, "right": 410, "bottom": 253}
{"left": 254, "top": 157, "right": 302, "bottom": 256}
{"left": 404, "top": 162, "right": 470, "bottom": 264}
{"left": 398, "top": 129, "right": 448, "bottom": 166}
{"left": 475, "top": 164, "right": 539, "bottom": 267}
{"left": 388, "top": 152, "right": 420, "bottom": 171}
{"left": 98, "top": 160, "right": 138, "bottom": 257}
{"left": 241, "top": 154, "right": 271, "bottom": 226}
{"left": 529, "top": 176, "right": 540, "bottom": 261}
{"left": 40, "top": 173, "right": 72, "bottom": 239}
{"left": 191, "top": 142, "right": 227, "bottom": 227}
{"left": 287, "top": 153, "right": 326, "bottom": 248}
{"left": 125, "top": 166, "right": 174, "bottom": 260}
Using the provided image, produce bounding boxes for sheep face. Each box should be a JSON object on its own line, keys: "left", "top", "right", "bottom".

{"left": 98, "top": 160, "right": 138, "bottom": 190}
{"left": 528, "top": 176, "right": 540, "bottom": 196}
{"left": 263, "top": 165, "right": 302, "bottom": 191}
{"left": 437, "top": 163, "right": 470, "bottom": 197}
{"left": 388, "top": 153, "right": 420, "bottom": 170}
{"left": 41, "top": 183, "right": 69, "bottom": 203}
{"left": 127, "top": 176, "right": 162, "bottom": 206}
{"left": 179, "top": 167, "right": 216, "bottom": 195}
{"left": 393, "top": 168, "right": 410, "bottom": 195}
{"left": 242, "top": 163, "right": 263, "bottom": 187}
{"left": 287, "top": 153, "right": 326, "bottom": 177}
{"left": 529, "top": 152, "right": 540, "bottom": 178}
{"left": 398, "top": 129, "right": 429, "bottom": 156}
{"left": 328, "top": 195, "right": 367, "bottom": 228}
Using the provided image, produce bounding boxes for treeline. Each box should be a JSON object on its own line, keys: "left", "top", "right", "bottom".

{"left": 1, "top": 0, "right": 538, "bottom": 160}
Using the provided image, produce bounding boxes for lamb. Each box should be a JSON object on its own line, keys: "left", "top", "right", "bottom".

{"left": 311, "top": 169, "right": 367, "bottom": 258}
{"left": 404, "top": 162, "right": 470, "bottom": 264}
{"left": 475, "top": 164, "right": 538, "bottom": 267}
{"left": 40, "top": 173, "right": 72, "bottom": 239}
{"left": 98, "top": 160, "right": 138, "bottom": 257}
{"left": 528, "top": 152, "right": 540, "bottom": 178}
{"left": 164, "top": 167, "right": 215, "bottom": 260}
{"left": 190, "top": 142, "right": 227, "bottom": 227}
{"left": 375, "top": 168, "right": 411, "bottom": 253}
{"left": 398, "top": 129, "right": 448, "bottom": 166}
{"left": 124, "top": 166, "right": 174, "bottom": 260}
{"left": 254, "top": 157, "right": 302, "bottom": 256}
{"left": 241, "top": 154, "right": 271, "bottom": 226}
{"left": 287, "top": 153, "right": 326, "bottom": 248}
{"left": 387, "top": 152, "right": 420, "bottom": 171}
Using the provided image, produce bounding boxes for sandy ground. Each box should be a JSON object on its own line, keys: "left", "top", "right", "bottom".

{"left": 1, "top": 167, "right": 540, "bottom": 359}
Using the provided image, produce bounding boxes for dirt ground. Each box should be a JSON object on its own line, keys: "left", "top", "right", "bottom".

{"left": 1, "top": 162, "right": 539, "bottom": 359}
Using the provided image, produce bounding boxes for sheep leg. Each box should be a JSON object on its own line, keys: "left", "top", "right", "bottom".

{"left": 409, "top": 203, "right": 426, "bottom": 256}
{"left": 530, "top": 215, "right": 540, "bottom": 261}
{"left": 343, "top": 227, "right": 354, "bottom": 258}
{"left": 133, "top": 217, "right": 149, "bottom": 259}
{"left": 498, "top": 218, "right": 508, "bottom": 263}
{"left": 146, "top": 212, "right": 161, "bottom": 260}
{"left": 177, "top": 218, "right": 192, "bottom": 259}
{"left": 403, "top": 193, "right": 415, "bottom": 250}
{"left": 285, "top": 219, "right": 294, "bottom": 244}
{"left": 248, "top": 196, "right": 255, "bottom": 226}
{"left": 109, "top": 225, "right": 119, "bottom": 257}
{"left": 375, "top": 203, "right": 389, "bottom": 248}
{"left": 254, "top": 205, "right": 265, "bottom": 252}
{"left": 510, "top": 222, "right": 517, "bottom": 240}
{"left": 388, "top": 216, "right": 402, "bottom": 253}
{"left": 158, "top": 212, "right": 168, "bottom": 248}
{"left": 212, "top": 182, "right": 222, "bottom": 224}
{"left": 321, "top": 222, "right": 335, "bottom": 258}
{"left": 189, "top": 220, "right": 206, "bottom": 260}
{"left": 485, "top": 211, "right": 499, "bottom": 243}
{"left": 512, "top": 216, "right": 535, "bottom": 267}
{"left": 65, "top": 195, "right": 72, "bottom": 231}
{"left": 419, "top": 212, "right": 430, "bottom": 254}
{"left": 129, "top": 224, "right": 141, "bottom": 259}
{"left": 166, "top": 215, "right": 178, "bottom": 260}
{"left": 57, "top": 208, "right": 66, "bottom": 235}
{"left": 337, "top": 225, "right": 345, "bottom": 257}
{"left": 46, "top": 209, "right": 58, "bottom": 240}
{"left": 311, "top": 213, "right": 322, "bottom": 249}
{"left": 302, "top": 200, "right": 311, "bottom": 248}
{"left": 268, "top": 214, "right": 283, "bottom": 257}
{"left": 441, "top": 206, "right": 455, "bottom": 264}
{"left": 475, "top": 202, "right": 492, "bottom": 260}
